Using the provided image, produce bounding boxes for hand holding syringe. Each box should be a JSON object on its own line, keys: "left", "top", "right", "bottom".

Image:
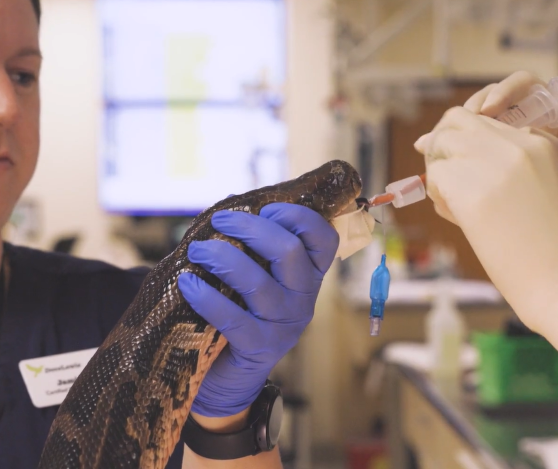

{"left": 362, "top": 76, "right": 558, "bottom": 336}
{"left": 364, "top": 76, "right": 558, "bottom": 209}
{"left": 497, "top": 76, "right": 558, "bottom": 128}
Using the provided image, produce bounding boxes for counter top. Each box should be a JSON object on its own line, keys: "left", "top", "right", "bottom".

{"left": 343, "top": 278, "right": 505, "bottom": 309}
{"left": 389, "top": 364, "right": 558, "bottom": 469}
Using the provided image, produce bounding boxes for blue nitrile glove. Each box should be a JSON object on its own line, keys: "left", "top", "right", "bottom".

{"left": 178, "top": 203, "right": 339, "bottom": 417}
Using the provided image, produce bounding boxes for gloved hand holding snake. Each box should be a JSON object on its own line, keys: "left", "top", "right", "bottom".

{"left": 180, "top": 202, "right": 339, "bottom": 418}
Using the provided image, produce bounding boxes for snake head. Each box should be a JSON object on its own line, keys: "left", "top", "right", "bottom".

{"left": 210, "top": 160, "right": 363, "bottom": 223}
{"left": 286, "top": 160, "right": 362, "bottom": 221}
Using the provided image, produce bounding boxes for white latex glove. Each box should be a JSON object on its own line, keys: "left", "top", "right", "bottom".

{"left": 415, "top": 107, "right": 558, "bottom": 348}
{"left": 463, "top": 70, "right": 558, "bottom": 137}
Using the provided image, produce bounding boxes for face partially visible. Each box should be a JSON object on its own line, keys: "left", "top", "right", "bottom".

{"left": 0, "top": 0, "right": 41, "bottom": 231}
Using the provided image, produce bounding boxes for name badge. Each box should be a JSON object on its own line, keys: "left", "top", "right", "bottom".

{"left": 19, "top": 348, "right": 98, "bottom": 408}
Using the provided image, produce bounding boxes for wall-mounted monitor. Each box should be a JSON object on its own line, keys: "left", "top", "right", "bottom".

{"left": 97, "top": 0, "right": 287, "bottom": 215}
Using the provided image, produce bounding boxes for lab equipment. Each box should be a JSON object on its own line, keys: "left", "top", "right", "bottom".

{"left": 497, "top": 76, "right": 558, "bottom": 129}
{"left": 369, "top": 254, "right": 391, "bottom": 336}
{"left": 178, "top": 203, "right": 338, "bottom": 416}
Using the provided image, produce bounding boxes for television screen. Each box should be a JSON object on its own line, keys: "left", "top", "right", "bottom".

{"left": 97, "top": 0, "right": 287, "bottom": 215}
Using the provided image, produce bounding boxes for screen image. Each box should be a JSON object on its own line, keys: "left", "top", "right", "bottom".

{"left": 97, "top": 0, "right": 287, "bottom": 215}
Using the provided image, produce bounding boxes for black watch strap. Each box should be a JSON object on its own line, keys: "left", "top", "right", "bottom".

{"left": 182, "top": 413, "right": 260, "bottom": 460}
{"left": 182, "top": 381, "right": 282, "bottom": 460}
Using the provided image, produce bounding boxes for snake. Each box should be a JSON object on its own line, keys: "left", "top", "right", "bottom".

{"left": 37, "top": 160, "right": 362, "bottom": 469}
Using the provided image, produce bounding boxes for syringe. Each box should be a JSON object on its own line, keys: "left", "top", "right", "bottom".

{"left": 359, "top": 173, "right": 428, "bottom": 210}
{"left": 363, "top": 76, "right": 558, "bottom": 209}
{"left": 497, "top": 76, "right": 558, "bottom": 129}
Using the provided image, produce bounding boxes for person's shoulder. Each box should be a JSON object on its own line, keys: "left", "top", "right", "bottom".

{"left": 5, "top": 242, "right": 150, "bottom": 280}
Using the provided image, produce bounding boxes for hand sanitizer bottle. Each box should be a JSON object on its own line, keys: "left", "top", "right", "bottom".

{"left": 426, "top": 278, "right": 466, "bottom": 398}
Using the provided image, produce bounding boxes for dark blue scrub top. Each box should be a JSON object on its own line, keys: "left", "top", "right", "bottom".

{"left": 0, "top": 243, "right": 184, "bottom": 468}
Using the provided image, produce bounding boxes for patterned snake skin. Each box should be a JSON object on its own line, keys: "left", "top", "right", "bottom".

{"left": 38, "top": 160, "right": 362, "bottom": 469}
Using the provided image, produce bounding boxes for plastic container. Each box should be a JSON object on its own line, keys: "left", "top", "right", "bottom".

{"left": 426, "top": 279, "right": 466, "bottom": 393}
{"left": 474, "top": 332, "right": 558, "bottom": 406}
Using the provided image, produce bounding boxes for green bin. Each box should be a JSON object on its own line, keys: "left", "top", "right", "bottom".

{"left": 473, "top": 332, "right": 558, "bottom": 406}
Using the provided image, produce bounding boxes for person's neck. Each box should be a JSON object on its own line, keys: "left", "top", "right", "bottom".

{"left": 0, "top": 237, "right": 3, "bottom": 266}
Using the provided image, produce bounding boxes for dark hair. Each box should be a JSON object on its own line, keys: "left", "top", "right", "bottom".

{"left": 30, "top": 0, "right": 41, "bottom": 23}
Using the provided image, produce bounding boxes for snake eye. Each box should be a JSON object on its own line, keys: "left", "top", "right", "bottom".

{"left": 299, "top": 193, "right": 314, "bottom": 207}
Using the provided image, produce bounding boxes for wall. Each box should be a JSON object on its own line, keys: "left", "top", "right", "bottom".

{"left": 22, "top": 0, "right": 109, "bottom": 252}
{"left": 285, "top": 0, "right": 341, "bottom": 454}
{"left": 375, "top": 8, "right": 558, "bottom": 78}
{"left": 338, "top": 0, "right": 558, "bottom": 80}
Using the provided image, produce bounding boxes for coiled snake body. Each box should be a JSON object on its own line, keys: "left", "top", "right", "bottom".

{"left": 38, "top": 160, "right": 362, "bottom": 469}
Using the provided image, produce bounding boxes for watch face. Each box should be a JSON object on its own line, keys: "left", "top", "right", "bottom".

{"left": 268, "top": 394, "right": 283, "bottom": 447}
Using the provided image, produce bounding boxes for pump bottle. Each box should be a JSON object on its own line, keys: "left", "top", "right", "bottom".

{"left": 426, "top": 279, "right": 466, "bottom": 397}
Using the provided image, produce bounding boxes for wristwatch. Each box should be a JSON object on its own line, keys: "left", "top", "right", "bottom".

{"left": 182, "top": 381, "right": 283, "bottom": 460}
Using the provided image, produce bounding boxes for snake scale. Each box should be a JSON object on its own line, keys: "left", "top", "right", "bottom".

{"left": 37, "top": 160, "right": 362, "bottom": 469}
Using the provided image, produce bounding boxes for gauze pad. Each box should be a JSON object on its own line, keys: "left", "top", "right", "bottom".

{"left": 331, "top": 205, "right": 376, "bottom": 260}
